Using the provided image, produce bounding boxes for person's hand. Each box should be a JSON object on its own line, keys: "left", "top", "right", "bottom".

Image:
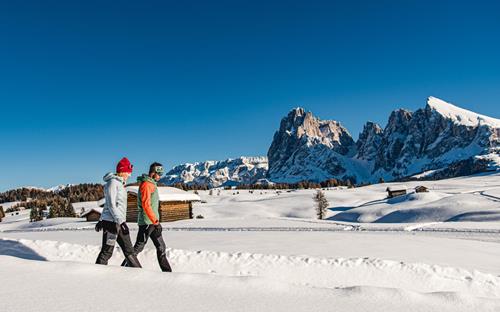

{"left": 146, "top": 224, "right": 156, "bottom": 236}
{"left": 154, "top": 222, "right": 162, "bottom": 236}
{"left": 120, "top": 222, "right": 129, "bottom": 235}
{"left": 95, "top": 220, "right": 103, "bottom": 232}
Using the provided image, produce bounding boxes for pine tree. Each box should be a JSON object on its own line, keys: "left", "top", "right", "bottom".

{"left": 314, "top": 190, "right": 329, "bottom": 220}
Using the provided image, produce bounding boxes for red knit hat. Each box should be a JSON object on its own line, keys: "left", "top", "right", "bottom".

{"left": 116, "top": 157, "right": 133, "bottom": 174}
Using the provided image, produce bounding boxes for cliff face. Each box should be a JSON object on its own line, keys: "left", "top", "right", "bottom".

{"left": 356, "top": 121, "right": 383, "bottom": 162}
{"left": 267, "top": 97, "right": 500, "bottom": 183}
{"left": 267, "top": 108, "right": 357, "bottom": 183}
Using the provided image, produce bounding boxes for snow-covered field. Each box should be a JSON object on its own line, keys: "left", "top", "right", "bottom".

{"left": 1, "top": 173, "right": 500, "bottom": 311}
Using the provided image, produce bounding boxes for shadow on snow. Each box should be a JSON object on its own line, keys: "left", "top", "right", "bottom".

{"left": 0, "top": 239, "right": 47, "bottom": 261}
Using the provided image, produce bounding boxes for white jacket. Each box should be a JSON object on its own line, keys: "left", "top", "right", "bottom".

{"left": 100, "top": 173, "right": 127, "bottom": 225}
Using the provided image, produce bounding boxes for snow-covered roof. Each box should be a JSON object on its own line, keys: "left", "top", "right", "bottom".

{"left": 97, "top": 198, "right": 105, "bottom": 207}
{"left": 126, "top": 186, "right": 201, "bottom": 202}
{"left": 428, "top": 96, "right": 500, "bottom": 128}
{"left": 72, "top": 201, "right": 100, "bottom": 211}
{"left": 80, "top": 208, "right": 103, "bottom": 217}
{"left": 386, "top": 185, "right": 407, "bottom": 192}
{"left": 72, "top": 201, "right": 102, "bottom": 217}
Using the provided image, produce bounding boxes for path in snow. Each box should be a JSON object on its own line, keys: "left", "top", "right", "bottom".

{"left": 1, "top": 238, "right": 500, "bottom": 301}
{"left": 2, "top": 256, "right": 499, "bottom": 312}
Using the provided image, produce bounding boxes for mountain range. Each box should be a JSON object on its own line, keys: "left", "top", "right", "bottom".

{"left": 161, "top": 97, "right": 500, "bottom": 187}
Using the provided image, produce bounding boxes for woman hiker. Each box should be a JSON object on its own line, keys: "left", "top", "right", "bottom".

{"left": 95, "top": 157, "right": 142, "bottom": 268}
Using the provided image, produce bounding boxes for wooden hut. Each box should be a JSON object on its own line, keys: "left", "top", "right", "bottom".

{"left": 0, "top": 206, "right": 5, "bottom": 222}
{"left": 415, "top": 185, "right": 429, "bottom": 193}
{"left": 80, "top": 208, "right": 103, "bottom": 222}
{"left": 126, "top": 186, "right": 201, "bottom": 223}
{"left": 72, "top": 201, "right": 100, "bottom": 217}
{"left": 386, "top": 185, "right": 407, "bottom": 198}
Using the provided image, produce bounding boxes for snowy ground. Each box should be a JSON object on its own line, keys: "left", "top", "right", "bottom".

{"left": 1, "top": 173, "right": 500, "bottom": 311}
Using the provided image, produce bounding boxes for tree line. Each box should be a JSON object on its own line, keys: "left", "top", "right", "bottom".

{"left": 165, "top": 177, "right": 356, "bottom": 191}
{"left": 0, "top": 184, "right": 104, "bottom": 221}
{"left": 235, "top": 178, "right": 354, "bottom": 190}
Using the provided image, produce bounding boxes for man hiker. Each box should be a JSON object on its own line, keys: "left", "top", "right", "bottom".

{"left": 122, "top": 162, "right": 172, "bottom": 272}
{"left": 95, "top": 157, "right": 142, "bottom": 268}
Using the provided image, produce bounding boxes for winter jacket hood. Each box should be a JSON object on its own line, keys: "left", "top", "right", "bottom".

{"left": 103, "top": 172, "right": 124, "bottom": 184}
{"left": 137, "top": 174, "right": 156, "bottom": 185}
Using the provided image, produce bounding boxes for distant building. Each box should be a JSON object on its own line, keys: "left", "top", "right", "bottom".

{"left": 72, "top": 201, "right": 101, "bottom": 218}
{"left": 415, "top": 185, "right": 429, "bottom": 193}
{"left": 386, "top": 185, "right": 407, "bottom": 198}
{"left": 80, "top": 208, "right": 103, "bottom": 222}
{"left": 126, "top": 186, "right": 201, "bottom": 223}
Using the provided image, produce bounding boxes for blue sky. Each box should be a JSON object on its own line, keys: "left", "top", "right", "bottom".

{"left": 1, "top": 0, "right": 499, "bottom": 191}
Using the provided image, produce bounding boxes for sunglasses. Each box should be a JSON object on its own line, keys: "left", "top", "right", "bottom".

{"left": 154, "top": 166, "right": 164, "bottom": 176}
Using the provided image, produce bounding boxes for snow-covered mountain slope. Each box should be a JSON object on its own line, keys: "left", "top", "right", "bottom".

{"left": 268, "top": 96, "right": 500, "bottom": 183}
{"left": 8, "top": 184, "right": 71, "bottom": 193}
{"left": 160, "top": 156, "right": 268, "bottom": 188}
{"left": 427, "top": 96, "right": 500, "bottom": 128}
{"left": 46, "top": 184, "right": 72, "bottom": 193}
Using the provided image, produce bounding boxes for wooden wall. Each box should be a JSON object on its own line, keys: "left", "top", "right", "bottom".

{"left": 85, "top": 211, "right": 101, "bottom": 222}
{"left": 126, "top": 193, "right": 192, "bottom": 223}
{"left": 387, "top": 190, "right": 407, "bottom": 198}
{"left": 159, "top": 201, "right": 191, "bottom": 222}
{"left": 127, "top": 193, "right": 138, "bottom": 222}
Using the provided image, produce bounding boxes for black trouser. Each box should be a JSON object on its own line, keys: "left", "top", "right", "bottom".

{"left": 122, "top": 224, "right": 172, "bottom": 272}
{"left": 96, "top": 220, "right": 142, "bottom": 268}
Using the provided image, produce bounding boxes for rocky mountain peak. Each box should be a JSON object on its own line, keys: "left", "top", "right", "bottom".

{"left": 267, "top": 108, "right": 357, "bottom": 183}
{"left": 356, "top": 122, "right": 383, "bottom": 161}
{"left": 386, "top": 109, "right": 413, "bottom": 134}
{"left": 269, "top": 97, "right": 499, "bottom": 184}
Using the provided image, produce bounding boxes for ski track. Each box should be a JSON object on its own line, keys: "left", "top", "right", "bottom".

{"left": 3, "top": 223, "right": 500, "bottom": 234}
{"left": 1, "top": 237, "right": 499, "bottom": 300}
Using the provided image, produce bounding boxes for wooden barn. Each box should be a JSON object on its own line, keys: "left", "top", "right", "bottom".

{"left": 415, "top": 185, "right": 429, "bottom": 193}
{"left": 126, "top": 186, "right": 201, "bottom": 223}
{"left": 80, "top": 208, "right": 103, "bottom": 222}
{"left": 386, "top": 185, "right": 407, "bottom": 198}
{"left": 72, "top": 201, "right": 101, "bottom": 217}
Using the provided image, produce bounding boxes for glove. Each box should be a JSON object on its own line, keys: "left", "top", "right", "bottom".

{"left": 154, "top": 223, "right": 162, "bottom": 236}
{"left": 120, "top": 222, "right": 130, "bottom": 235}
{"left": 146, "top": 222, "right": 162, "bottom": 237}
{"left": 95, "top": 220, "right": 103, "bottom": 232}
{"left": 146, "top": 224, "right": 156, "bottom": 236}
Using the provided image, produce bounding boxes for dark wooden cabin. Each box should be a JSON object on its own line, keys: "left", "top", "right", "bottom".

{"left": 415, "top": 185, "right": 429, "bottom": 193}
{"left": 81, "top": 209, "right": 102, "bottom": 222}
{"left": 386, "top": 185, "right": 407, "bottom": 198}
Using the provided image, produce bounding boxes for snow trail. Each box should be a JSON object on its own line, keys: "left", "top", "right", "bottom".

{"left": 1, "top": 238, "right": 499, "bottom": 300}
{"left": 2, "top": 256, "right": 499, "bottom": 312}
